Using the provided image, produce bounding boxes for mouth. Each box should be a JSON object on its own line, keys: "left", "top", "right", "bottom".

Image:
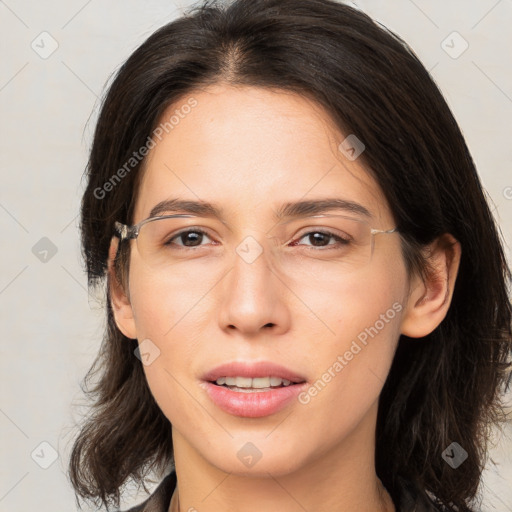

{"left": 202, "top": 360, "right": 308, "bottom": 389}
{"left": 200, "top": 361, "right": 308, "bottom": 416}
{"left": 207, "top": 375, "right": 307, "bottom": 393}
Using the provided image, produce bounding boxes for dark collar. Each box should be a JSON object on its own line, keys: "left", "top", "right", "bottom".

{"left": 395, "top": 475, "right": 442, "bottom": 511}
{"left": 123, "top": 470, "right": 441, "bottom": 512}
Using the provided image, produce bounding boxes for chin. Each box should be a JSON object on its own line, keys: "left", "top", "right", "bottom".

{"left": 203, "top": 439, "right": 310, "bottom": 478}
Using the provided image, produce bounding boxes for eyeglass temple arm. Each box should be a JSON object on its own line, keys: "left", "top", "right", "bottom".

{"left": 371, "top": 227, "right": 397, "bottom": 235}
{"left": 114, "top": 215, "right": 198, "bottom": 241}
{"left": 114, "top": 221, "right": 138, "bottom": 241}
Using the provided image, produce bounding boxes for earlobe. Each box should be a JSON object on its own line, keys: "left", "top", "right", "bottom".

{"left": 108, "top": 237, "right": 137, "bottom": 339}
{"left": 400, "top": 234, "right": 461, "bottom": 338}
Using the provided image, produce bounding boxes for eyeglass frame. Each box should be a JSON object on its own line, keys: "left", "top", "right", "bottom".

{"left": 114, "top": 214, "right": 199, "bottom": 241}
{"left": 113, "top": 213, "right": 398, "bottom": 254}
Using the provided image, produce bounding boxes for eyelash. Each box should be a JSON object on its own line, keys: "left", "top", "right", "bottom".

{"left": 166, "top": 228, "right": 350, "bottom": 251}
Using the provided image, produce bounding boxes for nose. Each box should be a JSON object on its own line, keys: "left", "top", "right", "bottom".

{"left": 217, "top": 234, "right": 291, "bottom": 336}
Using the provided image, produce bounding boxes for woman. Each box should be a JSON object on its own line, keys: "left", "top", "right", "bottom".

{"left": 68, "top": 0, "right": 512, "bottom": 511}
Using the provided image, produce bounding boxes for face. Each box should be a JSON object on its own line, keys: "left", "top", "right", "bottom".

{"left": 111, "top": 84, "right": 413, "bottom": 477}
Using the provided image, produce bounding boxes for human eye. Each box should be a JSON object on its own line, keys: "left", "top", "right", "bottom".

{"left": 165, "top": 227, "right": 216, "bottom": 249}
{"left": 290, "top": 228, "right": 352, "bottom": 251}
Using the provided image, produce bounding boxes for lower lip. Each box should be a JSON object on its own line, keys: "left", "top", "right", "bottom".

{"left": 202, "top": 381, "right": 308, "bottom": 418}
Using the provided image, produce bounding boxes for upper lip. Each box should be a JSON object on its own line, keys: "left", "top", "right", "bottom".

{"left": 202, "top": 361, "right": 307, "bottom": 383}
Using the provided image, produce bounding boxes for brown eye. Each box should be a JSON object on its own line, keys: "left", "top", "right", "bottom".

{"left": 291, "top": 230, "right": 351, "bottom": 249}
{"left": 166, "top": 228, "right": 213, "bottom": 248}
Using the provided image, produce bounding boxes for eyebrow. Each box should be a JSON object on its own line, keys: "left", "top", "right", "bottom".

{"left": 148, "top": 197, "right": 372, "bottom": 223}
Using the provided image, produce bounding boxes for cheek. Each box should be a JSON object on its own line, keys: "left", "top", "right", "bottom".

{"left": 293, "top": 257, "right": 407, "bottom": 415}
{"left": 126, "top": 262, "right": 216, "bottom": 418}
{"left": 127, "top": 258, "right": 218, "bottom": 340}
{"left": 288, "top": 255, "right": 406, "bottom": 349}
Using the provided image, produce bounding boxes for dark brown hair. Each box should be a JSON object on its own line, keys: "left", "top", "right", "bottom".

{"left": 69, "top": 0, "right": 512, "bottom": 510}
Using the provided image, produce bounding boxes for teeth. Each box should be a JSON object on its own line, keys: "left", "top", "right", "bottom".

{"left": 252, "top": 377, "right": 271, "bottom": 388}
{"left": 215, "top": 376, "right": 293, "bottom": 388}
{"left": 236, "top": 376, "right": 253, "bottom": 388}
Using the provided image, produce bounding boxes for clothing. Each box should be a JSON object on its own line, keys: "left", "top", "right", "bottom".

{"left": 121, "top": 469, "right": 443, "bottom": 512}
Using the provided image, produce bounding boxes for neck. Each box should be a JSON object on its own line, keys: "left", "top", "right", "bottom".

{"left": 168, "top": 402, "right": 395, "bottom": 512}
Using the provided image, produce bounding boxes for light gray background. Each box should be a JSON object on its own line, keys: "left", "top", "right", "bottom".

{"left": 1, "top": 0, "right": 511, "bottom": 510}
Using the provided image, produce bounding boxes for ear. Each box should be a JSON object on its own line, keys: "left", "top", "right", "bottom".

{"left": 108, "top": 237, "right": 137, "bottom": 339}
{"left": 400, "top": 233, "right": 461, "bottom": 338}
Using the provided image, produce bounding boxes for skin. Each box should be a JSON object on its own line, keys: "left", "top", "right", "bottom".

{"left": 108, "top": 83, "right": 461, "bottom": 512}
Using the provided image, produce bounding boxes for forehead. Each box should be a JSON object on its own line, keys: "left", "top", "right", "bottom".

{"left": 133, "top": 84, "right": 391, "bottom": 226}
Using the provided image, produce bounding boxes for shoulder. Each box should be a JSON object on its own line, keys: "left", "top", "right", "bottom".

{"left": 118, "top": 470, "right": 177, "bottom": 512}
